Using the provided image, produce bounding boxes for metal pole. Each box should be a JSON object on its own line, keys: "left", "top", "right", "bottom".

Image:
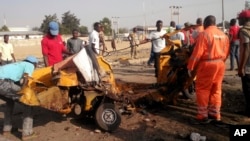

{"left": 170, "top": 6, "right": 173, "bottom": 21}
{"left": 178, "top": 7, "right": 180, "bottom": 24}
{"left": 111, "top": 17, "right": 114, "bottom": 38}
{"left": 222, "top": 0, "right": 225, "bottom": 32}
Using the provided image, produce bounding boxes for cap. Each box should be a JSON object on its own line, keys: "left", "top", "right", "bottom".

{"left": 24, "top": 56, "right": 38, "bottom": 63}
{"left": 176, "top": 25, "right": 182, "bottom": 30}
{"left": 49, "top": 21, "right": 59, "bottom": 36}
{"left": 238, "top": 10, "right": 250, "bottom": 19}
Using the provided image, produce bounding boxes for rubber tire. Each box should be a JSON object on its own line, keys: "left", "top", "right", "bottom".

{"left": 183, "top": 81, "right": 196, "bottom": 100}
{"left": 95, "top": 103, "right": 121, "bottom": 132}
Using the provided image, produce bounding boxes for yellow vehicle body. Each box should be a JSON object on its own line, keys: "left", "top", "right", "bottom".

{"left": 18, "top": 56, "right": 119, "bottom": 114}
{"left": 156, "top": 31, "right": 196, "bottom": 102}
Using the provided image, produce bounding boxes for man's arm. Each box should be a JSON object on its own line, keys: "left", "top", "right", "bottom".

{"left": 100, "top": 35, "right": 107, "bottom": 51}
{"left": 21, "top": 73, "right": 29, "bottom": 89}
{"left": 11, "top": 53, "right": 16, "bottom": 62}
{"left": 238, "top": 43, "right": 249, "bottom": 77}
{"left": 91, "top": 43, "right": 98, "bottom": 54}
{"left": 43, "top": 55, "right": 49, "bottom": 67}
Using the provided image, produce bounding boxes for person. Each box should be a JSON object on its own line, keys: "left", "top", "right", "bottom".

{"left": 0, "top": 35, "right": 16, "bottom": 65}
{"left": 170, "top": 25, "right": 185, "bottom": 46}
{"left": 183, "top": 22, "right": 194, "bottom": 47}
{"left": 0, "top": 56, "right": 38, "bottom": 140}
{"left": 111, "top": 38, "right": 116, "bottom": 51}
{"left": 229, "top": 18, "right": 240, "bottom": 71}
{"left": 67, "top": 29, "right": 83, "bottom": 54}
{"left": 167, "top": 21, "right": 176, "bottom": 33}
{"left": 41, "top": 21, "right": 72, "bottom": 67}
{"left": 141, "top": 20, "right": 166, "bottom": 77}
{"left": 99, "top": 25, "right": 107, "bottom": 55}
{"left": 238, "top": 9, "right": 250, "bottom": 117}
{"left": 89, "top": 22, "right": 101, "bottom": 55}
{"left": 192, "top": 18, "right": 204, "bottom": 42}
{"left": 187, "top": 15, "right": 229, "bottom": 123}
{"left": 128, "top": 27, "right": 140, "bottom": 59}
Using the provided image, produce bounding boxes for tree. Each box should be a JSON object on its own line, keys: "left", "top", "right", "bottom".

{"left": 79, "top": 25, "right": 88, "bottom": 35}
{"left": 32, "top": 27, "right": 40, "bottom": 31}
{"left": 61, "top": 11, "right": 80, "bottom": 34}
{"left": 0, "top": 25, "right": 9, "bottom": 31}
{"left": 40, "top": 14, "right": 59, "bottom": 33}
{"left": 100, "top": 17, "right": 112, "bottom": 36}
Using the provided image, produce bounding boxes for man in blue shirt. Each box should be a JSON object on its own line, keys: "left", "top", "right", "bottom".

{"left": 0, "top": 55, "right": 38, "bottom": 140}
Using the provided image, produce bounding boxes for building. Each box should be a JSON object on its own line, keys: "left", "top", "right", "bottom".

{"left": 0, "top": 26, "right": 43, "bottom": 40}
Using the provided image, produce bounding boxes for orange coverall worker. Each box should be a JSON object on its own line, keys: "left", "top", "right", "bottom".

{"left": 187, "top": 26, "right": 229, "bottom": 120}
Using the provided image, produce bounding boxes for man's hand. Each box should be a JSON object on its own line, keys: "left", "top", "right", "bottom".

{"left": 238, "top": 68, "right": 245, "bottom": 77}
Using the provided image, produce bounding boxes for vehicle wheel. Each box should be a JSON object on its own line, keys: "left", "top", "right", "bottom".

{"left": 95, "top": 103, "right": 121, "bottom": 132}
{"left": 182, "top": 81, "right": 196, "bottom": 100}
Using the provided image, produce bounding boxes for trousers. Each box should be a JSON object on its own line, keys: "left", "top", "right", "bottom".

{"left": 195, "top": 60, "right": 225, "bottom": 120}
{"left": 0, "top": 79, "right": 34, "bottom": 136}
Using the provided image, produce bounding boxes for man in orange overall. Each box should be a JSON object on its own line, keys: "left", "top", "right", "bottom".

{"left": 187, "top": 15, "right": 229, "bottom": 124}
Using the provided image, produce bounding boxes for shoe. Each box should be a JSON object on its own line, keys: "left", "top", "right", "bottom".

{"left": 2, "top": 127, "right": 19, "bottom": 136}
{"left": 189, "top": 118, "right": 212, "bottom": 125}
{"left": 22, "top": 132, "right": 38, "bottom": 141}
{"left": 210, "top": 120, "right": 230, "bottom": 128}
{"left": 147, "top": 63, "right": 154, "bottom": 66}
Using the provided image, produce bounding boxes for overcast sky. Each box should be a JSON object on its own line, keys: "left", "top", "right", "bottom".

{"left": 0, "top": 0, "right": 246, "bottom": 30}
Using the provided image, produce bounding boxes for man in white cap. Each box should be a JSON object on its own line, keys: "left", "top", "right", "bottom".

{"left": 41, "top": 21, "right": 72, "bottom": 67}
{"left": 0, "top": 55, "right": 38, "bottom": 140}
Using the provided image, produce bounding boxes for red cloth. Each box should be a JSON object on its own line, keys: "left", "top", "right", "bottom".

{"left": 41, "top": 34, "right": 67, "bottom": 66}
{"left": 229, "top": 25, "right": 239, "bottom": 42}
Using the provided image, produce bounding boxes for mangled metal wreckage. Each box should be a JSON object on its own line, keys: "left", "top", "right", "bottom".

{"left": 1, "top": 31, "right": 195, "bottom": 132}
{"left": 17, "top": 47, "right": 122, "bottom": 132}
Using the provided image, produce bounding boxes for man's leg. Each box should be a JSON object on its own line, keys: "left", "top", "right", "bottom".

{"left": 147, "top": 44, "right": 155, "bottom": 65}
{"left": 130, "top": 46, "right": 133, "bottom": 58}
{"left": 22, "top": 106, "right": 34, "bottom": 137}
{"left": 241, "top": 74, "right": 250, "bottom": 116}
{"left": 229, "top": 43, "right": 235, "bottom": 70}
{"left": 134, "top": 46, "right": 137, "bottom": 58}
{"left": 153, "top": 53, "right": 160, "bottom": 77}
{"left": 208, "top": 61, "right": 225, "bottom": 120}
{"left": 3, "top": 99, "right": 14, "bottom": 133}
{"left": 235, "top": 43, "right": 240, "bottom": 69}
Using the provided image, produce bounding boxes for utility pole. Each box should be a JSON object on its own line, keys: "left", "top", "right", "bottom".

{"left": 111, "top": 17, "right": 120, "bottom": 41}
{"left": 222, "top": 0, "right": 225, "bottom": 32}
{"left": 169, "top": 6, "right": 182, "bottom": 24}
{"left": 169, "top": 6, "right": 173, "bottom": 22}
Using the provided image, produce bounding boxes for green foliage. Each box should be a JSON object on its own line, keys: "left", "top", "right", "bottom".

{"left": 40, "top": 14, "right": 59, "bottom": 33}
{"left": 61, "top": 11, "right": 80, "bottom": 34}
{"left": 100, "top": 17, "right": 112, "bottom": 36}
{"left": 32, "top": 27, "right": 40, "bottom": 31}
{"left": 0, "top": 25, "right": 9, "bottom": 31}
{"left": 79, "top": 26, "right": 88, "bottom": 35}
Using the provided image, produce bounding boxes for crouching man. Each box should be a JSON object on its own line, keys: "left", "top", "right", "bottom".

{"left": 0, "top": 56, "right": 38, "bottom": 140}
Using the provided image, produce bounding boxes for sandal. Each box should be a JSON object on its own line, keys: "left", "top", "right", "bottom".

{"left": 22, "top": 132, "right": 38, "bottom": 141}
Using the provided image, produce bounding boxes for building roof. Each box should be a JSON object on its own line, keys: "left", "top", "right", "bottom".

{"left": 0, "top": 31, "right": 43, "bottom": 36}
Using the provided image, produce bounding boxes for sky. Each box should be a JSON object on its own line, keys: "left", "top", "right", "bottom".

{"left": 0, "top": 0, "right": 246, "bottom": 30}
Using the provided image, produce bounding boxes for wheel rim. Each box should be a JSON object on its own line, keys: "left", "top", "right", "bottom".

{"left": 101, "top": 108, "right": 117, "bottom": 125}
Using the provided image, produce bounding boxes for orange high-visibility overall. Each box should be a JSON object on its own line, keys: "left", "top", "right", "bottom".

{"left": 187, "top": 26, "right": 229, "bottom": 120}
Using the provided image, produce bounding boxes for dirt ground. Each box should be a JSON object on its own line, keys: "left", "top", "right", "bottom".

{"left": 0, "top": 41, "right": 250, "bottom": 141}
